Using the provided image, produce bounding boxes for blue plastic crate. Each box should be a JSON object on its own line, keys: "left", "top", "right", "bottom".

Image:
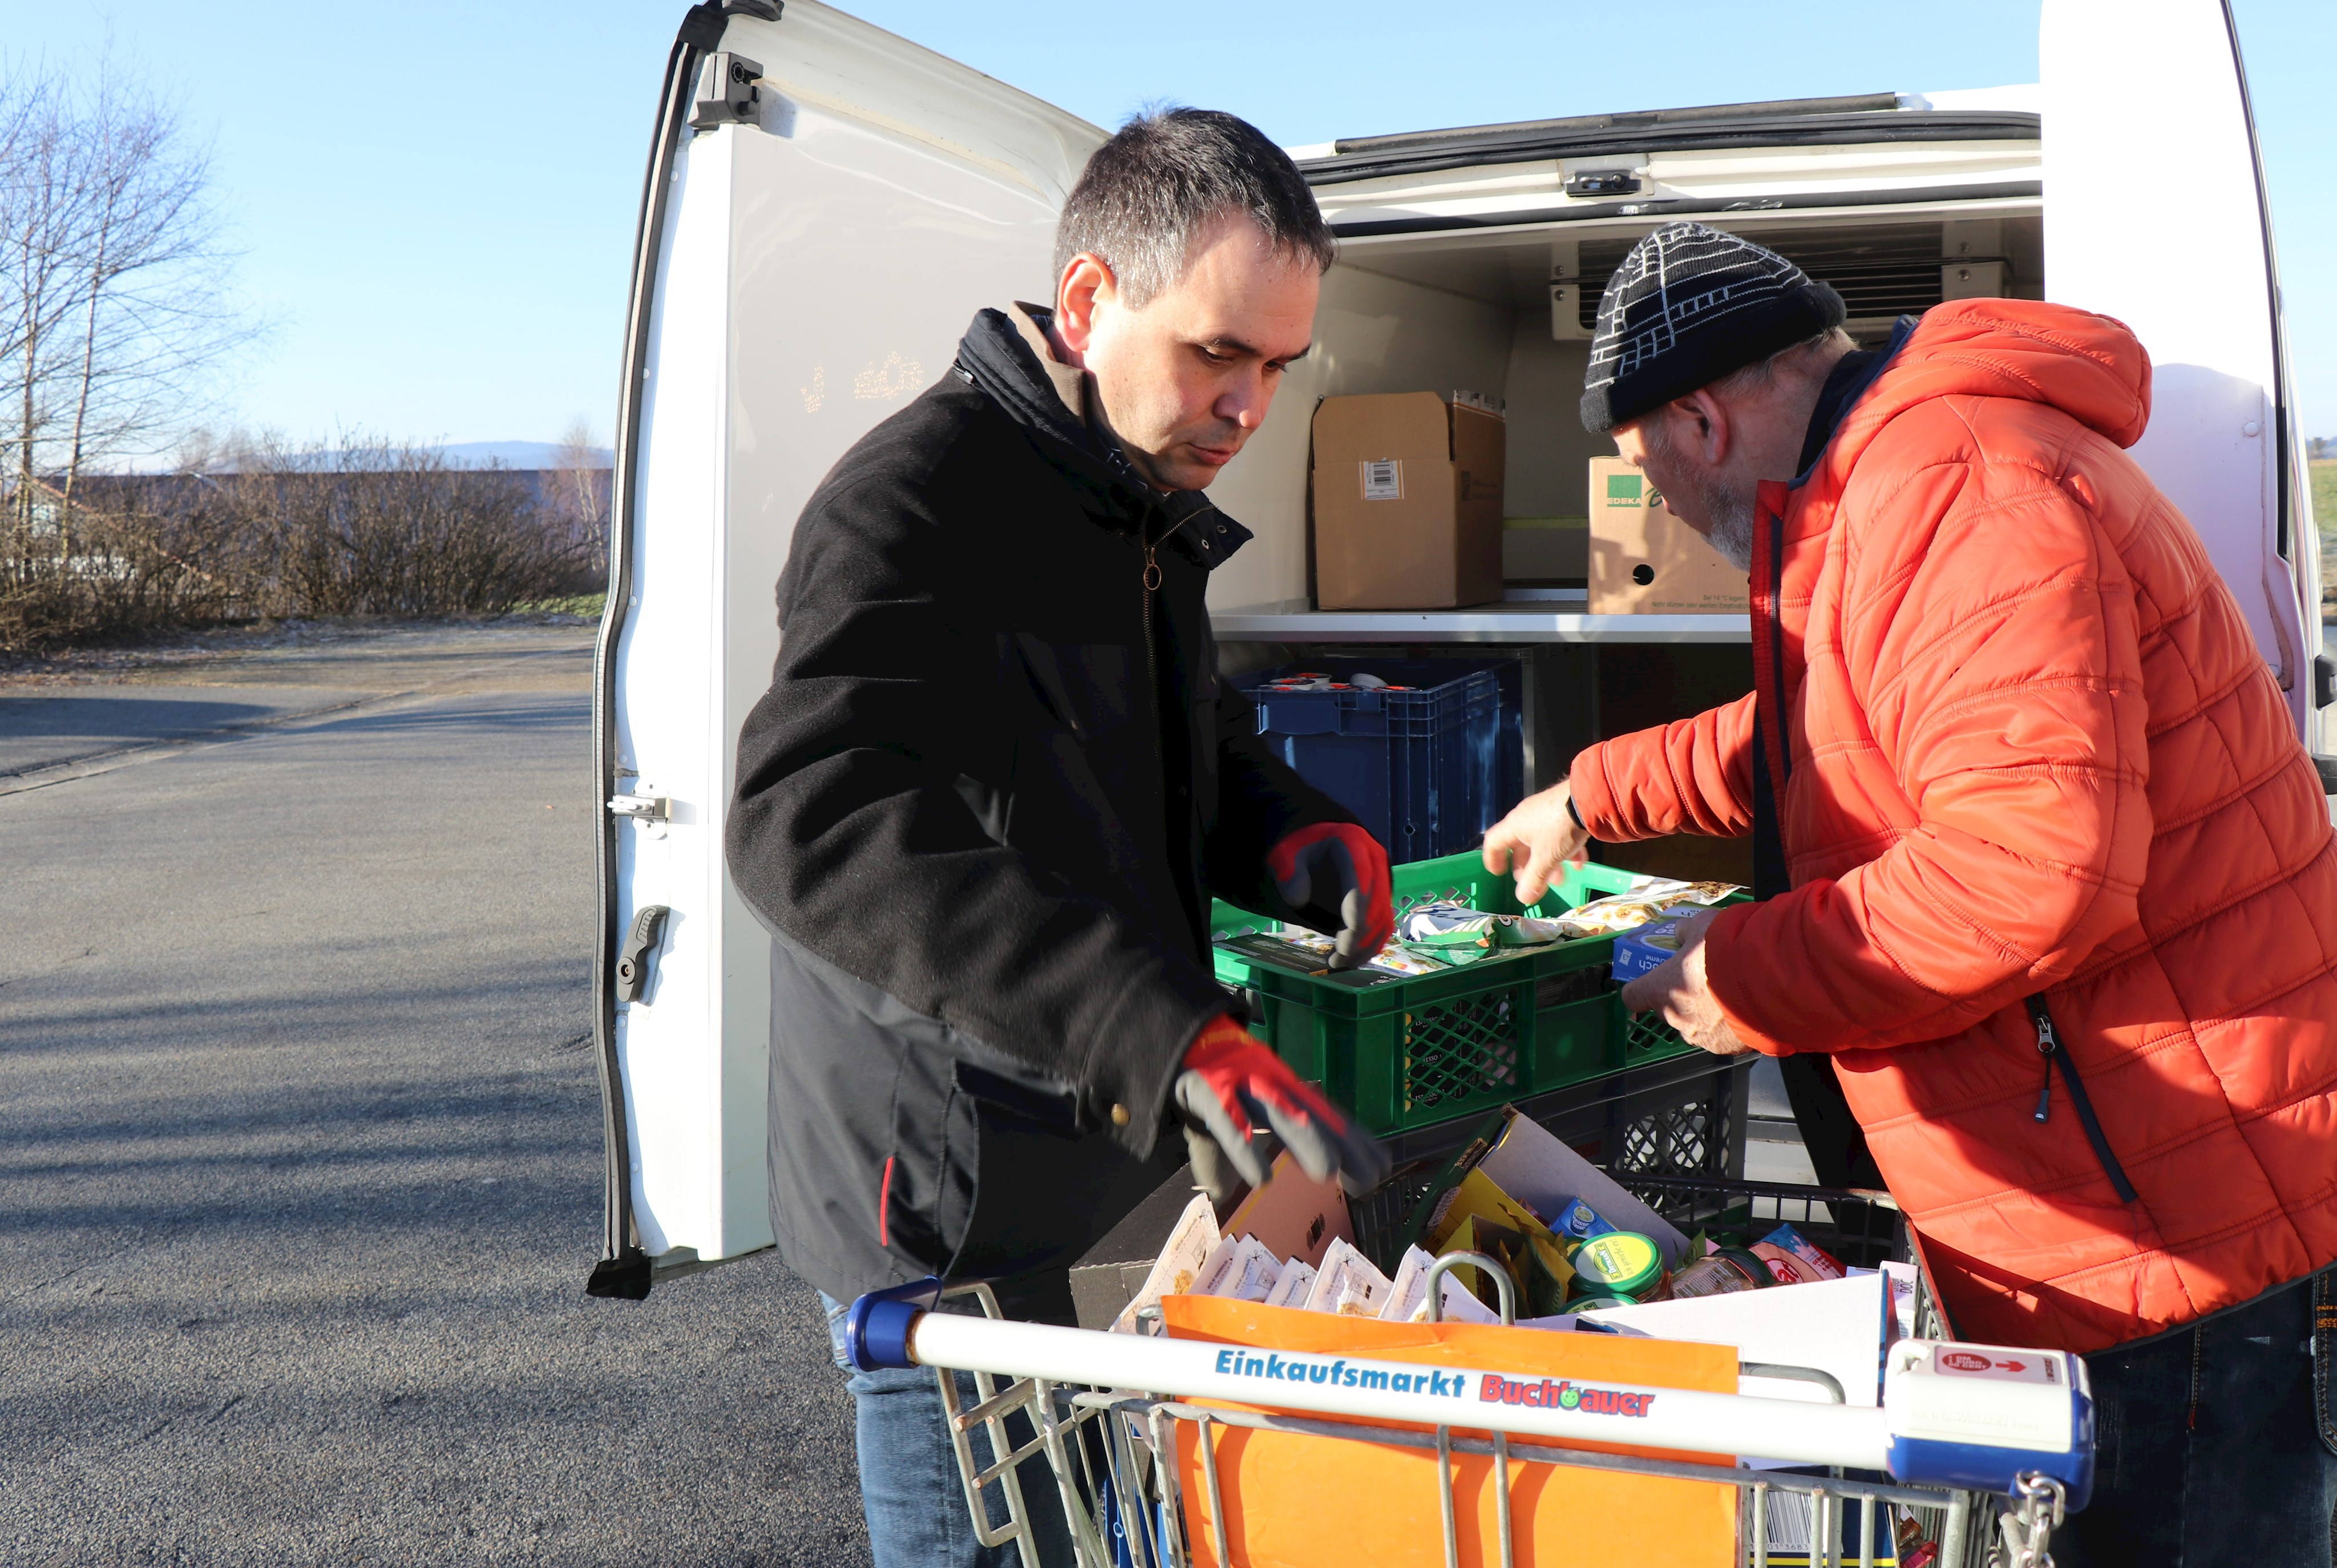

{"left": 1243, "top": 658, "right": 1522, "bottom": 861}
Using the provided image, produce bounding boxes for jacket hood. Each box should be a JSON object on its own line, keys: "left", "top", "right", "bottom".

{"left": 1821, "top": 299, "right": 2154, "bottom": 481}
{"left": 953, "top": 303, "right": 1248, "bottom": 569}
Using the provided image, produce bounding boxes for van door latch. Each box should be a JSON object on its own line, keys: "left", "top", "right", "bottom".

{"left": 689, "top": 51, "right": 764, "bottom": 129}
{"left": 616, "top": 906, "right": 672, "bottom": 1003}
{"left": 1565, "top": 170, "right": 1643, "bottom": 198}
{"left": 609, "top": 793, "right": 671, "bottom": 822}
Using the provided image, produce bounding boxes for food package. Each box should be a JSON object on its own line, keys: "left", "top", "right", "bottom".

{"left": 1110, "top": 1192, "right": 1219, "bottom": 1334}
{"left": 1554, "top": 878, "right": 1741, "bottom": 938}
{"left": 1608, "top": 905, "right": 1717, "bottom": 982}
{"left": 1300, "top": 1237, "right": 1394, "bottom": 1317}
{"left": 1663, "top": 1246, "right": 1772, "bottom": 1300}
{"left": 1263, "top": 1259, "right": 1316, "bottom": 1310}
{"left": 1752, "top": 1222, "right": 1847, "bottom": 1285}
{"left": 1441, "top": 1213, "right": 1576, "bottom": 1319}
{"left": 1268, "top": 925, "right": 1451, "bottom": 978}
{"left": 1394, "top": 901, "right": 1583, "bottom": 963}
{"left": 1381, "top": 1245, "right": 1500, "bottom": 1325}
{"left": 1552, "top": 1196, "right": 1619, "bottom": 1243}
{"left": 1194, "top": 1234, "right": 1284, "bottom": 1303}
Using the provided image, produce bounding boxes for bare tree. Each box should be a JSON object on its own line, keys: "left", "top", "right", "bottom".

{"left": 545, "top": 415, "right": 612, "bottom": 559}
{"left": 0, "top": 55, "right": 253, "bottom": 576}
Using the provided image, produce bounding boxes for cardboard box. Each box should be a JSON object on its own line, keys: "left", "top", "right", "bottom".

{"left": 1587, "top": 456, "right": 1749, "bottom": 614}
{"left": 1312, "top": 392, "right": 1505, "bottom": 610}
{"left": 1398, "top": 1105, "right": 1693, "bottom": 1271}
{"left": 1066, "top": 1150, "right": 1352, "bottom": 1330}
{"left": 1588, "top": 1271, "right": 1894, "bottom": 1410}
{"left": 1069, "top": 1169, "right": 1224, "bottom": 1331}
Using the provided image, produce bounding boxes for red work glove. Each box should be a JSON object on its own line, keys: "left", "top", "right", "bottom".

{"left": 1266, "top": 821, "right": 1392, "bottom": 971}
{"left": 1172, "top": 1016, "right": 1391, "bottom": 1201}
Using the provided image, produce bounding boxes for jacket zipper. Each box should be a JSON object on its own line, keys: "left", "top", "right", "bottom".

{"left": 1138, "top": 505, "right": 1205, "bottom": 732}
{"left": 2024, "top": 994, "right": 2140, "bottom": 1203}
{"left": 1750, "top": 490, "right": 1793, "bottom": 801}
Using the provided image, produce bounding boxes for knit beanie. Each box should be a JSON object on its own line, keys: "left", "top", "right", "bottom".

{"left": 1580, "top": 222, "right": 1847, "bottom": 435}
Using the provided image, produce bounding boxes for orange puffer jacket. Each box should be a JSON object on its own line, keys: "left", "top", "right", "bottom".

{"left": 1571, "top": 299, "right": 2337, "bottom": 1354}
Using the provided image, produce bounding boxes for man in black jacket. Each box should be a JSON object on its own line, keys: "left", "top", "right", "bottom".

{"left": 726, "top": 109, "right": 1392, "bottom": 1567}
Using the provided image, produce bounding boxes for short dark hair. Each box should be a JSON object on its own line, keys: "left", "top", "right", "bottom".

{"left": 1053, "top": 108, "right": 1336, "bottom": 309}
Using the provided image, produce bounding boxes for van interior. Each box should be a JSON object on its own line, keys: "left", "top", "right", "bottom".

{"left": 1202, "top": 198, "right": 2047, "bottom": 881}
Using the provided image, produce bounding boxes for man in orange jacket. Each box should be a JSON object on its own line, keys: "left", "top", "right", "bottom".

{"left": 1485, "top": 221, "right": 2337, "bottom": 1564}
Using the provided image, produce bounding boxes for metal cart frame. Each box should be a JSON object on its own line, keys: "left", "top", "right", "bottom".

{"left": 916, "top": 1262, "right": 2070, "bottom": 1568}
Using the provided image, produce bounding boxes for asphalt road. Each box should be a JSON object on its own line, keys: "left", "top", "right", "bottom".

{"left": 1, "top": 623, "right": 868, "bottom": 1567}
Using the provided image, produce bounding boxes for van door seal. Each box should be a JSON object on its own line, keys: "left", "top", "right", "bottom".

{"left": 587, "top": 10, "right": 735, "bottom": 1304}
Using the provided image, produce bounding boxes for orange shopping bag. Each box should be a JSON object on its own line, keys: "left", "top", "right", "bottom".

{"left": 1162, "top": 1296, "right": 1738, "bottom": 1568}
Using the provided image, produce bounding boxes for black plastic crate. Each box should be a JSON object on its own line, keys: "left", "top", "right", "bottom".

{"left": 1606, "top": 1172, "right": 1907, "bottom": 1271}
{"left": 1347, "top": 1054, "right": 1753, "bottom": 1273}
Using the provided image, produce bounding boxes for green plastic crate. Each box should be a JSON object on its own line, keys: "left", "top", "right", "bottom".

{"left": 1210, "top": 852, "right": 1745, "bottom": 1136}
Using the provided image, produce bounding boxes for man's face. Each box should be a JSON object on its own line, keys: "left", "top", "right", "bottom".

{"left": 1614, "top": 410, "right": 1757, "bottom": 572}
{"left": 1057, "top": 217, "right": 1319, "bottom": 492}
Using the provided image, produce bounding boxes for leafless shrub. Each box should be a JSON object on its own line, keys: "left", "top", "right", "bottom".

{"left": 218, "top": 436, "right": 597, "bottom": 618}
{"left": 0, "top": 437, "right": 602, "bottom": 650}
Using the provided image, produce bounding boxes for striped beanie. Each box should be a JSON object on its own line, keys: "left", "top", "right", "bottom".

{"left": 1580, "top": 222, "right": 1847, "bottom": 435}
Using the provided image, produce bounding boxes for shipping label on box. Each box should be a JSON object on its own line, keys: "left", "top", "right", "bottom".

{"left": 1312, "top": 392, "right": 1505, "bottom": 610}
{"left": 1587, "top": 456, "right": 1749, "bottom": 614}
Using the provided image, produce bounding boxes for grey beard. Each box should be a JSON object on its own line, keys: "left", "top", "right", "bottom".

{"left": 1692, "top": 474, "right": 1756, "bottom": 572}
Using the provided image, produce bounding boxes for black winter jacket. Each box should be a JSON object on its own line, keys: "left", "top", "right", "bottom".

{"left": 726, "top": 305, "right": 1355, "bottom": 1319}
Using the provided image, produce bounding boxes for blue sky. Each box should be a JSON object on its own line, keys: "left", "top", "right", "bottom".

{"left": 10, "top": 1, "right": 2334, "bottom": 449}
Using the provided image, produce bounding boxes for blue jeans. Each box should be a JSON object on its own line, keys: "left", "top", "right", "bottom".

{"left": 2055, "top": 1269, "right": 2337, "bottom": 1565}
{"left": 821, "top": 1292, "right": 1077, "bottom": 1568}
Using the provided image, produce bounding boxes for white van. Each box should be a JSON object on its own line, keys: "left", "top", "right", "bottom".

{"left": 584, "top": 0, "right": 2322, "bottom": 1293}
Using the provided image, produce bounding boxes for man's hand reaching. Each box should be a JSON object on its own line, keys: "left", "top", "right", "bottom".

{"left": 1173, "top": 1016, "right": 1390, "bottom": 1202}
{"left": 1482, "top": 780, "right": 1591, "bottom": 907}
{"left": 1268, "top": 822, "right": 1392, "bottom": 971}
{"left": 1618, "top": 909, "right": 1752, "bottom": 1056}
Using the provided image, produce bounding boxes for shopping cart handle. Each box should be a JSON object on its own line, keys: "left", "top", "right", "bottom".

{"left": 1882, "top": 1339, "right": 2096, "bottom": 1511}
{"left": 844, "top": 1278, "right": 944, "bottom": 1372}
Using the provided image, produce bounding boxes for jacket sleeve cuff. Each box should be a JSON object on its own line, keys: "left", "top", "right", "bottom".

{"left": 1702, "top": 903, "right": 1798, "bottom": 1057}
{"left": 1079, "top": 968, "right": 1236, "bottom": 1157}
{"left": 1567, "top": 742, "right": 1627, "bottom": 842}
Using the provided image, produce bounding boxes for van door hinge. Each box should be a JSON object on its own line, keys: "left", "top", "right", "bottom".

{"left": 616, "top": 905, "right": 672, "bottom": 1004}
{"left": 689, "top": 51, "right": 765, "bottom": 130}
{"left": 608, "top": 793, "right": 671, "bottom": 822}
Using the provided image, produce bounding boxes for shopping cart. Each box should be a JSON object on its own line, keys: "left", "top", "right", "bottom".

{"left": 842, "top": 1251, "right": 2091, "bottom": 1568}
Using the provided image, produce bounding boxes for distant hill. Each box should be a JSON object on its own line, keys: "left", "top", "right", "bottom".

{"left": 438, "top": 440, "right": 613, "bottom": 469}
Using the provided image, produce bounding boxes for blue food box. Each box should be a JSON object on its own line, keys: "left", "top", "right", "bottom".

{"left": 1552, "top": 1196, "right": 1619, "bottom": 1243}
{"left": 1607, "top": 906, "right": 1708, "bottom": 983}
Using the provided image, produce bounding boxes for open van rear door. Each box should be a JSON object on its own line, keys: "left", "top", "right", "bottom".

{"left": 2041, "top": 0, "right": 2321, "bottom": 748}
{"left": 588, "top": 2, "right": 1103, "bottom": 1295}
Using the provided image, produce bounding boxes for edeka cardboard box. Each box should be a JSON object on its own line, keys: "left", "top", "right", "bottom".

{"left": 1587, "top": 456, "right": 1750, "bottom": 614}
{"left": 1313, "top": 392, "right": 1505, "bottom": 609}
